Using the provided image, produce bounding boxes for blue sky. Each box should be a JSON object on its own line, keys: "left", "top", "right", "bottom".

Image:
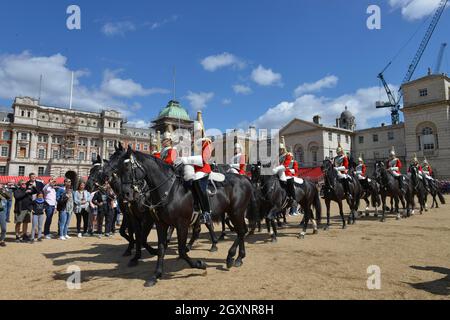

{"left": 0, "top": 0, "right": 449, "bottom": 131}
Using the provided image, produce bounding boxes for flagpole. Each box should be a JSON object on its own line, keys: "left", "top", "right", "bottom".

{"left": 69, "top": 71, "right": 74, "bottom": 110}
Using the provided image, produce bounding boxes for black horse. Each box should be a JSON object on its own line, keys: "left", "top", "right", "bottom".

{"left": 408, "top": 164, "right": 428, "bottom": 215}
{"left": 321, "top": 159, "right": 362, "bottom": 229}
{"left": 85, "top": 151, "right": 157, "bottom": 267}
{"left": 374, "top": 161, "right": 413, "bottom": 221}
{"left": 117, "top": 147, "right": 254, "bottom": 287}
{"left": 425, "top": 177, "right": 446, "bottom": 209}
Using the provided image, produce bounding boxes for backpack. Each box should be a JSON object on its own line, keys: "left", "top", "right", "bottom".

{"left": 57, "top": 193, "right": 69, "bottom": 212}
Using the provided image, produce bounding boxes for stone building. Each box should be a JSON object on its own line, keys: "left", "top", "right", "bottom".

{"left": 352, "top": 123, "right": 406, "bottom": 176}
{"left": 280, "top": 111, "right": 353, "bottom": 168}
{"left": 0, "top": 97, "right": 152, "bottom": 177}
{"left": 402, "top": 73, "right": 450, "bottom": 179}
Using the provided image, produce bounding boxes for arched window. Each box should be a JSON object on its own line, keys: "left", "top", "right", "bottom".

{"left": 294, "top": 145, "right": 304, "bottom": 164}
{"left": 310, "top": 146, "right": 319, "bottom": 164}
{"left": 418, "top": 126, "right": 437, "bottom": 151}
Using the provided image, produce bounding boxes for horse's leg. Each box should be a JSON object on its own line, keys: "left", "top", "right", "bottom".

{"left": 142, "top": 216, "right": 158, "bottom": 256}
{"left": 299, "top": 207, "right": 311, "bottom": 239}
{"left": 324, "top": 199, "right": 331, "bottom": 231}
{"left": 257, "top": 220, "right": 262, "bottom": 233}
{"left": 225, "top": 217, "right": 235, "bottom": 232}
{"left": 381, "top": 195, "right": 386, "bottom": 222}
{"left": 119, "top": 211, "right": 134, "bottom": 257}
{"left": 337, "top": 200, "right": 346, "bottom": 229}
{"left": 219, "top": 214, "right": 226, "bottom": 241}
{"left": 205, "top": 220, "right": 218, "bottom": 252}
{"left": 186, "top": 221, "right": 201, "bottom": 252}
{"left": 128, "top": 215, "right": 143, "bottom": 267}
{"left": 232, "top": 214, "right": 247, "bottom": 268}
{"left": 178, "top": 222, "right": 207, "bottom": 270}
{"left": 167, "top": 226, "right": 175, "bottom": 243}
{"left": 144, "top": 223, "right": 168, "bottom": 287}
{"left": 364, "top": 198, "right": 370, "bottom": 217}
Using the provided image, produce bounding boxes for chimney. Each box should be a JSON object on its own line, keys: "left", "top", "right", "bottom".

{"left": 313, "top": 115, "right": 321, "bottom": 125}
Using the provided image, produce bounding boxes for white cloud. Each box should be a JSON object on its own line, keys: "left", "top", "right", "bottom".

{"left": 101, "top": 69, "right": 169, "bottom": 98}
{"left": 185, "top": 91, "right": 214, "bottom": 111}
{"left": 294, "top": 75, "right": 339, "bottom": 97}
{"left": 0, "top": 51, "right": 168, "bottom": 116}
{"left": 232, "top": 84, "right": 253, "bottom": 95}
{"left": 251, "top": 65, "right": 283, "bottom": 86}
{"left": 222, "top": 98, "right": 232, "bottom": 105}
{"left": 249, "top": 86, "right": 397, "bottom": 130}
{"left": 201, "top": 53, "right": 245, "bottom": 72}
{"left": 126, "top": 120, "right": 150, "bottom": 128}
{"left": 101, "top": 21, "right": 136, "bottom": 37}
{"left": 388, "top": 0, "right": 448, "bottom": 21}
{"left": 148, "top": 15, "right": 179, "bottom": 30}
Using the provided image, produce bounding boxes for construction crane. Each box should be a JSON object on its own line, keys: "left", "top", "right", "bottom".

{"left": 376, "top": 0, "right": 448, "bottom": 125}
{"left": 434, "top": 42, "right": 447, "bottom": 74}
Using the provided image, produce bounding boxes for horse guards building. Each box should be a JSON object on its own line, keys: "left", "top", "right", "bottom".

{"left": 1, "top": 73, "right": 449, "bottom": 179}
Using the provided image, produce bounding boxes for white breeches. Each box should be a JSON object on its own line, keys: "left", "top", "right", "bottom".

{"left": 391, "top": 171, "right": 401, "bottom": 177}
{"left": 357, "top": 175, "right": 365, "bottom": 180}
{"left": 337, "top": 172, "right": 348, "bottom": 179}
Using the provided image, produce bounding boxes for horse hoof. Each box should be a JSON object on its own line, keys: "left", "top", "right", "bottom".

{"left": 144, "top": 277, "right": 158, "bottom": 287}
{"left": 235, "top": 259, "right": 243, "bottom": 268}
{"left": 396, "top": 216, "right": 401, "bottom": 221}
{"left": 342, "top": 225, "right": 347, "bottom": 230}
{"left": 196, "top": 260, "right": 207, "bottom": 270}
{"left": 122, "top": 251, "right": 132, "bottom": 257}
{"left": 271, "top": 237, "right": 278, "bottom": 243}
{"left": 298, "top": 233, "right": 305, "bottom": 239}
{"left": 128, "top": 259, "right": 139, "bottom": 268}
{"left": 209, "top": 245, "right": 218, "bottom": 253}
{"left": 226, "top": 258, "right": 235, "bottom": 269}
{"left": 324, "top": 226, "right": 329, "bottom": 231}
{"left": 313, "top": 229, "right": 319, "bottom": 235}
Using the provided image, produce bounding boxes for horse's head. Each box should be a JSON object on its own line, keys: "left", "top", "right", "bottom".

{"left": 116, "top": 147, "right": 145, "bottom": 203}
{"left": 86, "top": 155, "right": 105, "bottom": 192}
{"left": 250, "top": 161, "right": 262, "bottom": 183}
{"left": 321, "top": 159, "right": 333, "bottom": 173}
{"left": 374, "top": 161, "right": 387, "bottom": 181}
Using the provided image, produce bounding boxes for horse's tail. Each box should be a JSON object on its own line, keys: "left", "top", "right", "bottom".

{"left": 438, "top": 190, "right": 446, "bottom": 204}
{"left": 313, "top": 187, "right": 322, "bottom": 224}
{"left": 246, "top": 188, "right": 260, "bottom": 230}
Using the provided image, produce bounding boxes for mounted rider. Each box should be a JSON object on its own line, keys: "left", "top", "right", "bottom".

{"left": 422, "top": 158, "right": 434, "bottom": 192}
{"left": 160, "top": 132, "right": 178, "bottom": 166}
{"left": 333, "top": 143, "right": 353, "bottom": 200}
{"left": 355, "top": 155, "right": 369, "bottom": 189}
{"left": 387, "top": 147, "right": 406, "bottom": 195}
{"left": 229, "top": 143, "right": 246, "bottom": 175}
{"left": 176, "top": 114, "right": 213, "bottom": 224}
{"left": 273, "top": 137, "right": 296, "bottom": 200}
{"left": 151, "top": 134, "right": 161, "bottom": 159}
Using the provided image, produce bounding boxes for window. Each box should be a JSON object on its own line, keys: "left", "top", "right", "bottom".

{"left": 388, "top": 131, "right": 394, "bottom": 141}
{"left": 136, "top": 144, "right": 141, "bottom": 151}
{"left": 337, "top": 134, "right": 341, "bottom": 143}
{"left": 79, "top": 138, "right": 88, "bottom": 146}
{"left": 18, "top": 166, "right": 25, "bottom": 176}
{"left": 91, "top": 139, "right": 99, "bottom": 147}
{"left": 3, "top": 131, "right": 11, "bottom": 140}
{"left": 113, "top": 122, "right": 116, "bottom": 128}
{"left": 358, "top": 136, "right": 364, "bottom": 144}
{"left": 91, "top": 152, "right": 97, "bottom": 161}
{"left": 373, "top": 134, "right": 379, "bottom": 142}
{"left": 108, "top": 122, "right": 111, "bottom": 128}
{"left": 79, "top": 152, "right": 85, "bottom": 161}
{"left": 143, "top": 145, "right": 149, "bottom": 151}
{"left": 27, "top": 111, "right": 31, "bottom": 117}
{"left": 18, "top": 147, "right": 27, "bottom": 158}
{"left": 1, "top": 146, "right": 8, "bottom": 157}
{"left": 311, "top": 147, "right": 319, "bottom": 163}
{"left": 345, "top": 135, "right": 349, "bottom": 144}
{"left": 20, "top": 133, "right": 28, "bottom": 140}
{"left": 52, "top": 136, "right": 62, "bottom": 144}
{"left": 38, "top": 167, "right": 45, "bottom": 176}
{"left": 21, "top": 110, "right": 25, "bottom": 117}
{"left": 0, "top": 166, "right": 6, "bottom": 175}
{"left": 38, "top": 134, "right": 48, "bottom": 143}
{"left": 108, "top": 140, "right": 114, "bottom": 148}
{"left": 328, "top": 133, "right": 333, "bottom": 141}
{"left": 419, "top": 89, "right": 428, "bottom": 97}
{"left": 38, "top": 149, "right": 46, "bottom": 160}
{"left": 422, "top": 127, "right": 435, "bottom": 150}
{"left": 52, "top": 150, "right": 60, "bottom": 160}
{"left": 294, "top": 145, "right": 304, "bottom": 163}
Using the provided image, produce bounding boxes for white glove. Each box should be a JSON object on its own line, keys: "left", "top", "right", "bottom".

{"left": 389, "top": 167, "right": 399, "bottom": 171}
{"left": 181, "top": 156, "right": 203, "bottom": 166}
{"left": 335, "top": 166, "right": 346, "bottom": 171}
{"left": 290, "top": 169, "right": 295, "bottom": 174}
{"left": 273, "top": 165, "right": 285, "bottom": 175}
{"left": 230, "top": 164, "right": 240, "bottom": 170}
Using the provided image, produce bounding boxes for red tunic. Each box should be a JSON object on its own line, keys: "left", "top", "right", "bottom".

{"left": 238, "top": 154, "right": 246, "bottom": 175}
{"left": 161, "top": 148, "right": 178, "bottom": 166}
{"left": 293, "top": 160, "right": 299, "bottom": 177}
{"left": 282, "top": 153, "right": 294, "bottom": 177}
{"left": 194, "top": 140, "right": 212, "bottom": 174}
{"left": 153, "top": 152, "right": 161, "bottom": 159}
{"left": 362, "top": 164, "right": 367, "bottom": 177}
{"left": 387, "top": 158, "right": 402, "bottom": 175}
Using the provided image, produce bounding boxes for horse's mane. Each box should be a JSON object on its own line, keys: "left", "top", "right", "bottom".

{"left": 132, "top": 150, "right": 175, "bottom": 173}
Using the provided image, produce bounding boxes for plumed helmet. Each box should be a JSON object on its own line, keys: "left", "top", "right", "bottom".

{"left": 336, "top": 143, "right": 343, "bottom": 154}
{"left": 162, "top": 131, "right": 172, "bottom": 143}
{"left": 423, "top": 158, "right": 429, "bottom": 165}
{"left": 390, "top": 146, "right": 396, "bottom": 157}
{"left": 358, "top": 154, "right": 364, "bottom": 163}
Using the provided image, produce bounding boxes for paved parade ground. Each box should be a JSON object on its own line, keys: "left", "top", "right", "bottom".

{"left": 0, "top": 197, "right": 449, "bottom": 300}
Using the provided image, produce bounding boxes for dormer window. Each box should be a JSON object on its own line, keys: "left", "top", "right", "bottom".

{"left": 419, "top": 89, "right": 428, "bottom": 97}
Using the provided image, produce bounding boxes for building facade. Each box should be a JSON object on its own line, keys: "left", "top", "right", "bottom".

{"left": 0, "top": 97, "right": 152, "bottom": 177}
{"left": 402, "top": 74, "right": 450, "bottom": 179}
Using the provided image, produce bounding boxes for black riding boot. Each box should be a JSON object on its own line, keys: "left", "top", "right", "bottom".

{"left": 424, "top": 178, "right": 431, "bottom": 193}
{"left": 341, "top": 178, "right": 353, "bottom": 200}
{"left": 192, "top": 177, "right": 212, "bottom": 224}
{"left": 287, "top": 178, "right": 296, "bottom": 200}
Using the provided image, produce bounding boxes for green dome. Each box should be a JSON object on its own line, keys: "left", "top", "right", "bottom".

{"left": 157, "top": 100, "right": 190, "bottom": 121}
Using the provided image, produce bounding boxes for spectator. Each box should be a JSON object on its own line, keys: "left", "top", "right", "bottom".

{"left": 14, "top": 180, "right": 34, "bottom": 243}
{"left": 0, "top": 183, "right": 11, "bottom": 247}
{"left": 57, "top": 179, "right": 74, "bottom": 241}
{"left": 27, "top": 173, "right": 45, "bottom": 200}
{"left": 30, "top": 193, "right": 46, "bottom": 244}
{"left": 93, "top": 183, "right": 116, "bottom": 238}
{"left": 88, "top": 190, "right": 98, "bottom": 236}
{"left": 74, "top": 182, "right": 90, "bottom": 238}
{"left": 111, "top": 198, "right": 120, "bottom": 235}
{"left": 43, "top": 178, "right": 57, "bottom": 239}
{"left": 4, "top": 180, "right": 16, "bottom": 223}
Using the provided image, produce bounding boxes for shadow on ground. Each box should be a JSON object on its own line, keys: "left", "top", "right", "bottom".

{"left": 407, "top": 266, "right": 450, "bottom": 296}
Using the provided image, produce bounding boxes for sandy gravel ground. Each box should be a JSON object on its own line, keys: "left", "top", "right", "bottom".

{"left": 0, "top": 197, "right": 449, "bottom": 300}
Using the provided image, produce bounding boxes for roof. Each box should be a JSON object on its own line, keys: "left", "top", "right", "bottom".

{"left": 157, "top": 100, "right": 190, "bottom": 121}
{"left": 402, "top": 73, "right": 450, "bottom": 88}
{"left": 280, "top": 118, "right": 353, "bottom": 135}
{"left": 340, "top": 106, "right": 354, "bottom": 119}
